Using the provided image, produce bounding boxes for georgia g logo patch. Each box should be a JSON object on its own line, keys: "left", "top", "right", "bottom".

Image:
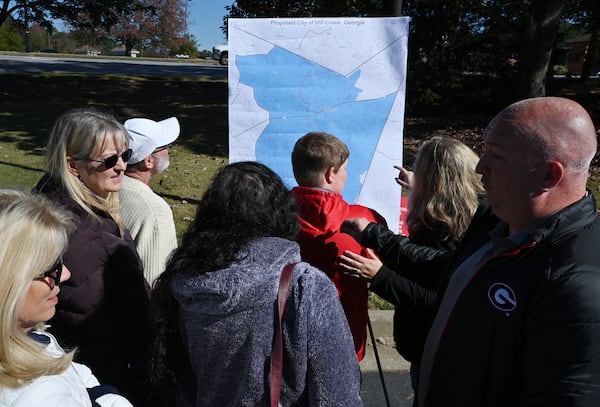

{"left": 488, "top": 282, "right": 517, "bottom": 316}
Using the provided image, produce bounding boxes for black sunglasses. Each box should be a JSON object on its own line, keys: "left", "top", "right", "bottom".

{"left": 153, "top": 144, "right": 173, "bottom": 154}
{"left": 86, "top": 149, "right": 132, "bottom": 169}
{"left": 36, "top": 256, "right": 63, "bottom": 289}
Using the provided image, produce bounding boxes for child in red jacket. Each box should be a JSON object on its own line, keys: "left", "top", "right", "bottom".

{"left": 291, "top": 131, "right": 387, "bottom": 361}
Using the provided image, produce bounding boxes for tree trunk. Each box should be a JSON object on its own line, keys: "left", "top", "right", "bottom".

{"left": 125, "top": 40, "right": 133, "bottom": 56}
{"left": 581, "top": 28, "right": 600, "bottom": 81}
{"left": 383, "top": 0, "right": 403, "bottom": 16}
{"left": 0, "top": 0, "right": 10, "bottom": 29}
{"left": 515, "top": 0, "right": 568, "bottom": 99}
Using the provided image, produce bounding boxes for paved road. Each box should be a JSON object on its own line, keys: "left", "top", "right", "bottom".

{"left": 361, "top": 371, "right": 413, "bottom": 407}
{"left": 0, "top": 54, "right": 227, "bottom": 78}
{"left": 361, "top": 310, "right": 414, "bottom": 406}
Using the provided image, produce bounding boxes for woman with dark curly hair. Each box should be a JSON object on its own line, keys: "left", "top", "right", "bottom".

{"left": 151, "top": 161, "right": 362, "bottom": 406}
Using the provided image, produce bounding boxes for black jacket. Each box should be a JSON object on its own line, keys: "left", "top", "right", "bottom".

{"left": 34, "top": 175, "right": 152, "bottom": 404}
{"left": 362, "top": 227, "right": 454, "bottom": 364}
{"left": 364, "top": 193, "right": 600, "bottom": 406}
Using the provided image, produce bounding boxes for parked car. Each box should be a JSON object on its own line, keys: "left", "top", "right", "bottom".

{"left": 174, "top": 54, "right": 190, "bottom": 59}
{"left": 41, "top": 48, "right": 58, "bottom": 53}
{"left": 212, "top": 44, "right": 228, "bottom": 65}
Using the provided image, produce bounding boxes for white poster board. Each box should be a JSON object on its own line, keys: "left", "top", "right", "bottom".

{"left": 228, "top": 17, "right": 410, "bottom": 231}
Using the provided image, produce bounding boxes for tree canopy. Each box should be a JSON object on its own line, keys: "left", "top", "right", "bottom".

{"left": 2, "top": 0, "right": 599, "bottom": 107}
{"left": 222, "top": 0, "right": 598, "bottom": 107}
{"left": 1, "top": 0, "right": 189, "bottom": 55}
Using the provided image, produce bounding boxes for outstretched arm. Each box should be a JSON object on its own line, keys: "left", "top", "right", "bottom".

{"left": 341, "top": 220, "right": 450, "bottom": 289}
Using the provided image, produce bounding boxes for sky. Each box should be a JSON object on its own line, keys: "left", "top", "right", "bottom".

{"left": 188, "top": 0, "right": 231, "bottom": 51}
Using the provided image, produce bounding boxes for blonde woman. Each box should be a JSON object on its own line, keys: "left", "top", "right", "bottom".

{"left": 34, "top": 108, "right": 152, "bottom": 405}
{"left": 0, "top": 190, "right": 132, "bottom": 406}
{"left": 399, "top": 135, "right": 483, "bottom": 246}
{"left": 339, "top": 136, "right": 483, "bottom": 405}
{"left": 340, "top": 135, "right": 483, "bottom": 278}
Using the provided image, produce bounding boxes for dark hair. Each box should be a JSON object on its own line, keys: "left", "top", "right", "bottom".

{"left": 150, "top": 161, "right": 298, "bottom": 385}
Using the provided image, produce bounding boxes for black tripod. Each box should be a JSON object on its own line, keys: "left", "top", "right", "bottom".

{"left": 367, "top": 315, "right": 392, "bottom": 407}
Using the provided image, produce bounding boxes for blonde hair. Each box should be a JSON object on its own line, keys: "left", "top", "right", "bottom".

{"left": 292, "top": 131, "right": 350, "bottom": 186}
{"left": 42, "top": 108, "right": 129, "bottom": 233}
{"left": 0, "top": 189, "right": 76, "bottom": 388}
{"left": 407, "top": 136, "right": 484, "bottom": 244}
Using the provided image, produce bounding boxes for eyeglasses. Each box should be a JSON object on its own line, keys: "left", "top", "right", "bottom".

{"left": 36, "top": 256, "right": 63, "bottom": 289}
{"left": 85, "top": 149, "right": 132, "bottom": 169}
{"left": 153, "top": 144, "right": 172, "bottom": 154}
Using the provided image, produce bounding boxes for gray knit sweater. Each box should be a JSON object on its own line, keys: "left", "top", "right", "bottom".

{"left": 172, "top": 237, "right": 363, "bottom": 406}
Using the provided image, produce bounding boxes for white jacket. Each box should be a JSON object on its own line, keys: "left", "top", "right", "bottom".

{"left": 0, "top": 331, "right": 133, "bottom": 407}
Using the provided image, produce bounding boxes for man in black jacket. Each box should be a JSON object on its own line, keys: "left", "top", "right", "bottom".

{"left": 341, "top": 97, "right": 600, "bottom": 406}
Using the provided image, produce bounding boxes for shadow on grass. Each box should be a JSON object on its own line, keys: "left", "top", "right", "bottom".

{"left": 0, "top": 73, "right": 229, "bottom": 158}
{"left": 3, "top": 73, "right": 600, "bottom": 194}
{"left": 159, "top": 192, "right": 202, "bottom": 206}
{"left": 0, "top": 160, "right": 44, "bottom": 173}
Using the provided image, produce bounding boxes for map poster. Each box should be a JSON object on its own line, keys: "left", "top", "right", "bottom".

{"left": 228, "top": 17, "right": 410, "bottom": 232}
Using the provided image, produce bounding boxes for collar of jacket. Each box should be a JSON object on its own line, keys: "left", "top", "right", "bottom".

{"left": 452, "top": 191, "right": 597, "bottom": 269}
{"left": 526, "top": 190, "right": 597, "bottom": 245}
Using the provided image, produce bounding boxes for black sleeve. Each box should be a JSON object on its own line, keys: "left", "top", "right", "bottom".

{"left": 362, "top": 223, "right": 451, "bottom": 290}
{"left": 370, "top": 265, "right": 437, "bottom": 309}
{"left": 104, "top": 244, "right": 152, "bottom": 363}
{"left": 87, "top": 384, "right": 121, "bottom": 406}
{"left": 369, "top": 265, "right": 437, "bottom": 364}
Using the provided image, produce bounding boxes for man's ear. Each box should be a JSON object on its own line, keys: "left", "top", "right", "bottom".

{"left": 542, "top": 160, "right": 564, "bottom": 190}
{"left": 324, "top": 166, "right": 336, "bottom": 185}
{"left": 143, "top": 155, "right": 154, "bottom": 170}
{"left": 66, "top": 157, "right": 79, "bottom": 177}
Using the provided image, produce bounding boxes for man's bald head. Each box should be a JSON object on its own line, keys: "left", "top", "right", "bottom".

{"left": 478, "top": 97, "right": 597, "bottom": 231}
{"left": 489, "top": 97, "right": 597, "bottom": 180}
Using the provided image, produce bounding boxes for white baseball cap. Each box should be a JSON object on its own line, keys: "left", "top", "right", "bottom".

{"left": 124, "top": 117, "right": 180, "bottom": 164}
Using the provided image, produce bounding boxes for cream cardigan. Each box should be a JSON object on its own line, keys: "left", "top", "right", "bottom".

{"left": 119, "top": 175, "right": 178, "bottom": 285}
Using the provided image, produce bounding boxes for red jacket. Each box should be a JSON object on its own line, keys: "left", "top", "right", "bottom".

{"left": 292, "top": 186, "right": 387, "bottom": 361}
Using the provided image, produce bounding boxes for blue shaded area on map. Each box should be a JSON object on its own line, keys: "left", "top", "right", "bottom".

{"left": 236, "top": 46, "right": 397, "bottom": 203}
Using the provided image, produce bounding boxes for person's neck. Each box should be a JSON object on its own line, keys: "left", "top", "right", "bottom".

{"left": 307, "top": 185, "right": 335, "bottom": 193}
{"left": 125, "top": 171, "right": 151, "bottom": 186}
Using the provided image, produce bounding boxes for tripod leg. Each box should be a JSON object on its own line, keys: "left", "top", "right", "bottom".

{"left": 367, "top": 314, "right": 392, "bottom": 407}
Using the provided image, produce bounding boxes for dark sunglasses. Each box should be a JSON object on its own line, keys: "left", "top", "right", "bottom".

{"left": 153, "top": 144, "right": 173, "bottom": 154}
{"left": 86, "top": 149, "right": 132, "bottom": 169}
{"left": 36, "top": 256, "right": 63, "bottom": 289}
